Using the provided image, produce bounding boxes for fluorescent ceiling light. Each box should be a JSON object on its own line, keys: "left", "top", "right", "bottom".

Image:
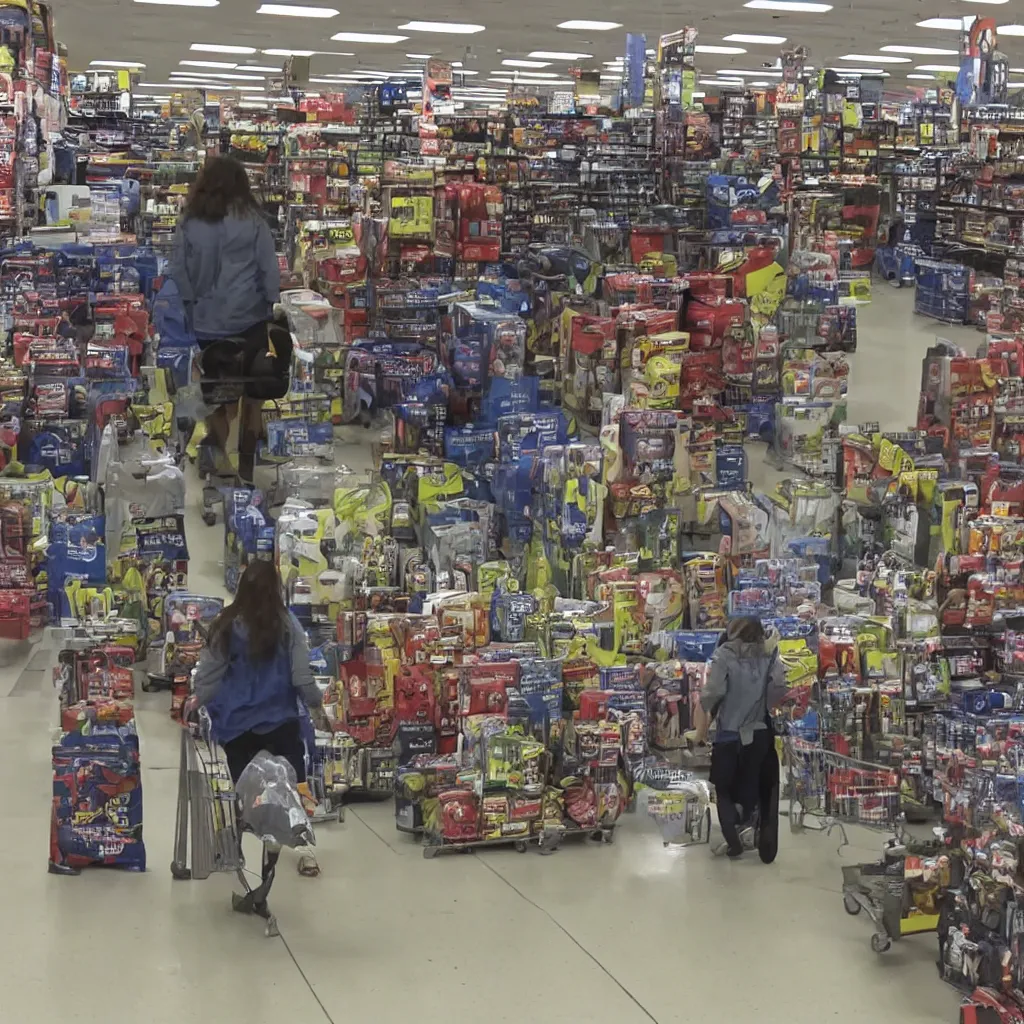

{"left": 406, "top": 53, "right": 432, "bottom": 58}
{"left": 880, "top": 45, "right": 957, "bottom": 55}
{"left": 717, "top": 68, "right": 782, "bottom": 76}
{"left": 135, "top": 0, "right": 218, "bottom": 5}
{"left": 750, "top": 80, "right": 773, "bottom": 86}
{"left": 507, "top": 71, "right": 559, "bottom": 78}
{"left": 529, "top": 51, "right": 591, "bottom": 60}
{"left": 840, "top": 53, "right": 910, "bottom": 63}
{"left": 964, "top": 0, "right": 1008, "bottom": 3}
{"left": 701, "top": 78, "right": 743, "bottom": 85}
{"left": 257, "top": 4, "right": 338, "bottom": 16}
{"left": 180, "top": 60, "right": 236, "bottom": 68}
{"left": 829, "top": 67, "right": 889, "bottom": 75}
{"left": 191, "top": 43, "right": 257, "bottom": 54}
{"left": 236, "top": 86, "right": 266, "bottom": 91}
{"left": 557, "top": 20, "right": 621, "bottom": 30}
{"left": 331, "top": 32, "right": 407, "bottom": 43}
{"left": 999, "top": 24, "right": 1024, "bottom": 34}
{"left": 744, "top": 0, "right": 831, "bottom": 9}
{"left": 488, "top": 77, "right": 516, "bottom": 83}
{"left": 916, "top": 17, "right": 973, "bottom": 29}
{"left": 696, "top": 45, "right": 746, "bottom": 54}
{"left": 263, "top": 49, "right": 315, "bottom": 56}
{"left": 90, "top": 60, "right": 146, "bottom": 68}
{"left": 398, "top": 21, "right": 485, "bottom": 33}
{"left": 174, "top": 71, "right": 267, "bottom": 79}
{"left": 907, "top": 73, "right": 936, "bottom": 79}
{"left": 503, "top": 59, "right": 551, "bottom": 67}
{"left": 723, "top": 33, "right": 787, "bottom": 43}
{"left": 914, "top": 64, "right": 960, "bottom": 72}
{"left": 455, "top": 69, "right": 479, "bottom": 75}
{"left": 238, "top": 65, "right": 282, "bottom": 72}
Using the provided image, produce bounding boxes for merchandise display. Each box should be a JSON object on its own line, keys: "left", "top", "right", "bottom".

{"left": 18, "top": 0, "right": 1024, "bottom": 1016}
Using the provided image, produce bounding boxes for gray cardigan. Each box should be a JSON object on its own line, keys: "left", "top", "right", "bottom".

{"left": 700, "top": 639, "right": 788, "bottom": 744}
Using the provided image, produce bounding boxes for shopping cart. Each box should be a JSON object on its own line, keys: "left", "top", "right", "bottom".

{"left": 171, "top": 711, "right": 287, "bottom": 938}
{"left": 783, "top": 733, "right": 942, "bottom": 953}
{"left": 784, "top": 734, "right": 901, "bottom": 846}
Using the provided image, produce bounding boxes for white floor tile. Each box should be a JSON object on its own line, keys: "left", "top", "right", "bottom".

{"left": 0, "top": 286, "right": 967, "bottom": 1023}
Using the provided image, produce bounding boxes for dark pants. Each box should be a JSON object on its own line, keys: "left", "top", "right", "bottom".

{"left": 710, "top": 730, "right": 779, "bottom": 857}
{"left": 222, "top": 718, "right": 306, "bottom": 785}
{"left": 197, "top": 321, "right": 270, "bottom": 483}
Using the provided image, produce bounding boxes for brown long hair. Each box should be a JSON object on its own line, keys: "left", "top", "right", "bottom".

{"left": 209, "top": 560, "right": 289, "bottom": 662}
{"left": 184, "top": 155, "right": 260, "bottom": 222}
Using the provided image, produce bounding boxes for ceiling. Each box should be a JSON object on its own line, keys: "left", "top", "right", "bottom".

{"left": 51, "top": 0, "right": 1024, "bottom": 96}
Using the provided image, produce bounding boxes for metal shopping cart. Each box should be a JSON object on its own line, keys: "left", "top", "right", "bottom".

{"left": 171, "top": 712, "right": 289, "bottom": 938}
{"left": 783, "top": 733, "right": 943, "bottom": 953}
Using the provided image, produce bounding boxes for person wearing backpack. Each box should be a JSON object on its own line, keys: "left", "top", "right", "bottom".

{"left": 699, "top": 617, "right": 788, "bottom": 861}
{"left": 169, "top": 155, "right": 285, "bottom": 483}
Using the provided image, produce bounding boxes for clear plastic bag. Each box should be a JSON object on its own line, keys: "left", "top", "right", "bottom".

{"left": 235, "top": 752, "right": 316, "bottom": 849}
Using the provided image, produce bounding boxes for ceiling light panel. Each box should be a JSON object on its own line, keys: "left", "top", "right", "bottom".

{"left": 257, "top": 4, "right": 338, "bottom": 16}
{"left": 906, "top": 73, "right": 936, "bottom": 79}
{"left": 238, "top": 65, "right": 282, "bottom": 72}
{"left": 89, "top": 60, "right": 146, "bottom": 68}
{"left": 828, "top": 67, "right": 889, "bottom": 75}
{"left": 398, "top": 21, "right": 485, "bottom": 33}
{"left": 331, "top": 32, "right": 407, "bottom": 43}
{"left": 916, "top": 17, "right": 973, "bottom": 29}
{"left": 502, "top": 59, "right": 551, "bottom": 67}
{"left": 180, "top": 60, "right": 236, "bottom": 68}
{"left": 191, "top": 43, "right": 257, "bottom": 54}
{"left": 914, "top": 64, "right": 960, "bottom": 72}
{"left": 743, "top": 0, "right": 832, "bottom": 10}
{"left": 528, "top": 51, "right": 592, "bottom": 59}
{"left": 839, "top": 53, "right": 911, "bottom": 63}
{"left": 722, "top": 33, "right": 787, "bottom": 44}
{"left": 135, "top": 0, "right": 218, "bottom": 5}
{"left": 406, "top": 53, "right": 432, "bottom": 58}
{"left": 999, "top": 25, "right": 1024, "bottom": 35}
{"left": 263, "top": 49, "right": 315, "bottom": 56}
{"left": 557, "top": 20, "right": 621, "bottom": 30}
{"left": 879, "top": 45, "right": 958, "bottom": 55}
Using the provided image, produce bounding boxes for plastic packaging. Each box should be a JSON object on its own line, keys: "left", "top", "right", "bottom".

{"left": 235, "top": 752, "right": 316, "bottom": 849}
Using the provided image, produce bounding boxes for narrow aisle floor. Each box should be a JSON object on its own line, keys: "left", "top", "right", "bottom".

{"left": 0, "top": 285, "right": 973, "bottom": 1024}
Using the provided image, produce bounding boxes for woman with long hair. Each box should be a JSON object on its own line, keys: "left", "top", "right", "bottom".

{"left": 169, "top": 154, "right": 285, "bottom": 483}
{"left": 192, "top": 560, "right": 326, "bottom": 789}
{"left": 699, "top": 616, "right": 788, "bottom": 861}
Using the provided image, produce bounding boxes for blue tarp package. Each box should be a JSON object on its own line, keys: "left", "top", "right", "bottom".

{"left": 514, "top": 657, "right": 563, "bottom": 746}
{"left": 50, "top": 725, "right": 145, "bottom": 873}
{"left": 443, "top": 424, "right": 495, "bottom": 469}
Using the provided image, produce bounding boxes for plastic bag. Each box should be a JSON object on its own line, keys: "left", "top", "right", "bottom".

{"left": 235, "top": 752, "right": 315, "bottom": 849}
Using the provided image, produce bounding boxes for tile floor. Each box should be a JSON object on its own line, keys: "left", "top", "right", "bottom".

{"left": 0, "top": 284, "right": 981, "bottom": 1024}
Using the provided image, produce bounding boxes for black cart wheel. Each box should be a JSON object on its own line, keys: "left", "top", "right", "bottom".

{"left": 843, "top": 893, "right": 861, "bottom": 916}
{"left": 170, "top": 862, "right": 191, "bottom": 880}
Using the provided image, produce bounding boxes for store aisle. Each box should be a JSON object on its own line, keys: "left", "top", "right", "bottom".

{"left": 0, "top": 287, "right": 970, "bottom": 1024}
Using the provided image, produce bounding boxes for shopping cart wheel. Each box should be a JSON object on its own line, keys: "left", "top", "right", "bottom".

{"left": 870, "top": 933, "right": 891, "bottom": 954}
{"left": 514, "top": 840, "right": 528, "bottom": 854}
{"left": 422, "top": 844, "right": 439, "bottom": 859}
{"left": 337, "top": 806, "right": 346, "bottom": 824}
{"left": 202, "top": 510, "right": 217, "bottom": 527}
{"left": 843, "top": 893, "right": 861, "bottom": 916}
{"left": 170, "top": 862, "right": 192, "bottom": 881}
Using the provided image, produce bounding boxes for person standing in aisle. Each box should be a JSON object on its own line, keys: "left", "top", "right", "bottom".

{"left": 699, "top": 616, "right": 787, "bottom": 861}
{"left": 169, "top": 154, "right": 284, "bottom": 483}
{"left": 191, "top": 559, "right": 326, "bottom": 799}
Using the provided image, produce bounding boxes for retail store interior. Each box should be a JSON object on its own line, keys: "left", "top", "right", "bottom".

{"left": 5, "top": 0, "right": 1024, "bottom": 1021}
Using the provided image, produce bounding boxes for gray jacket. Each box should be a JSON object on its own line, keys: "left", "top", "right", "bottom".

{"left": 700, "top": 639, "right": 788, "bottom": 745}
{"left": 169, "top": 212, "right": 281, "bottom": 340}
